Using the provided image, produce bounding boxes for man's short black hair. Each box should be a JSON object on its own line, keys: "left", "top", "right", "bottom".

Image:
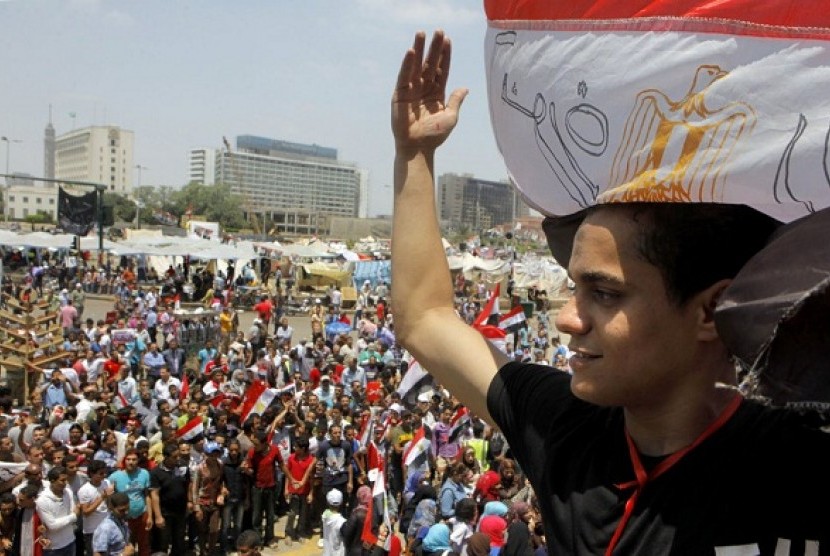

{"left": 560, "top": 203, "right": 780, "bottom": 306}
{"left": 236, "top": 529, "right": 262, "bottom": 550}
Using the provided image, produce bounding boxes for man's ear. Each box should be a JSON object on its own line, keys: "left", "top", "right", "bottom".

{"left": 696, "top": 279, "right": 732, "bottom": 342}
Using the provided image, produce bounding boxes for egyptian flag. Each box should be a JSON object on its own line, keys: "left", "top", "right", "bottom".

{"left": 179, "top": 373, "right": 189, "bottom": 402}
{"left": 498, "top": 305, "right": 526, "bottom": 333}
{"left": 396, "top": 359, "right": 430, "bottom": 405}
{"left": 361, "top": 462, "right": 392, "bottom": 549}
{"left": 448, "top": 406, "right": 471, "bottom": 444}
{"left": 486, "top": 0, "right": 830, "bottom": 227}
{"left": 472, "top": 283, "right": 501, "bottom": 328}
{"left": 403, "top": 426, "right": 430, "bottom": 470}
{"left": 239, "top": 380, "right": 278, "bottom": 424}
{"left": 176, "top": 416, "right": 204, "bottom": 441}
{"left": 487, "top": 0, "right": 830, "bottom": 408}
{"left": 358, "top": 411, "right": 375, "bottom": 448}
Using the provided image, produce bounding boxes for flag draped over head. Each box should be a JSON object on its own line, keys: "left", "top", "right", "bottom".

{"left": 58, "top": 187, "right": 97, "bottom": 235}
{"left": 486, "top": 0, "right": 830, "bottom": 224}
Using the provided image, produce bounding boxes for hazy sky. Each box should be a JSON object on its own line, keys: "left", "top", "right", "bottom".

{"left": 0, "top": 0, "right": 508, "bottom": 217}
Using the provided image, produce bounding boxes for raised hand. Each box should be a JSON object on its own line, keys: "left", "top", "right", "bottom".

{"left": 392, "top": 30, "right": 468, "bottom": 154}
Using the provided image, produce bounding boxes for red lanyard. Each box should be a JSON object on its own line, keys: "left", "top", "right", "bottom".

{"left": 605, "top": 394, "right": 742, "bottom": 555}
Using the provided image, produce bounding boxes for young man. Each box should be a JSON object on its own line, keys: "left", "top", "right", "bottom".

{"left": 35, "top": 466, "right": 81, "bottom": 555}
{"left": 283, "top": 435, "right": 316, "bottom": 546}
{"left": 390, "top": 30, "right": 830, "bottom": 553}
{"left": 78, "top": 461, "right": 112, "bottom": 556}
{"left": 91, "top": 492, "right": 133, "bottom": 556}
{"left": 108, "top": 449, "right": 151, "bottom": 556}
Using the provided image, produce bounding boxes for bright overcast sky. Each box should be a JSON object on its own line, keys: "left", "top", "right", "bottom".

{"left": 0, "top": 0, "right": 508, "bottom": 217}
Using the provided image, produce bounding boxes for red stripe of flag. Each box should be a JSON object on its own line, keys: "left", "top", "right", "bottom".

{"left": 472, "top": 283, "right": 501, "bottom": 328}
{"left": 484, "top": 0, "right": 830, "bottom": 29}
{"left": 176, "top": 416, "right": 204, "bottom": 440}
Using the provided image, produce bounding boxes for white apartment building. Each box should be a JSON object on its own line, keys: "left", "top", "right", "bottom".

{"left": 187, "top": 147, "right": 217, "bottom": 185}
{"left": 55, "top": 126, "right": 134, "bottom": 195}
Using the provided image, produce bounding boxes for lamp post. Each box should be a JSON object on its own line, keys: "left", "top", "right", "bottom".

{"left": 134, "top": 165, "right": 148, "bottom": 229}
{"left": 1, "top": 136, "right": 22, "bottom": 185}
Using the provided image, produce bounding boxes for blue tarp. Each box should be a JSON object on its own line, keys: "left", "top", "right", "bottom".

{"left": 352, "top": 260, "right": 391, "bottom": 290}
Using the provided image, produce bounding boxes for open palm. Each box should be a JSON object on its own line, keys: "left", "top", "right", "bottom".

{"left": 392, "top": 31, "right": 468, "bottom": 152}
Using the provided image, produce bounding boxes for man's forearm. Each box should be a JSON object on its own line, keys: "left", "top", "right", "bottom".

{"left": 392, "top": 151, "right": 455, "bottom": 340}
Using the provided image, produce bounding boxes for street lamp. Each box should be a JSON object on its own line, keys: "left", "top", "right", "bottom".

{"left": 1, "top": 136, "right": 22, "bottom": 185}
{"left": 134, "top": 165, "right": 148, "bottom": 229}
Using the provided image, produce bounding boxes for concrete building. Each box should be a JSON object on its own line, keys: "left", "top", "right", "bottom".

{"left": 3, "top": 184, "right": 57, "bottom": 220}
{"left": 436, "top": 173, "right": 529, "bottom": 232}
{"left": 214, "top": 135, "right": 363, "bottom": 235}
{"left": 187, "top": 147, "right": 216, "bottom": 185}
{"left": 55, "top": 126, "right": 134, "bottom": 195}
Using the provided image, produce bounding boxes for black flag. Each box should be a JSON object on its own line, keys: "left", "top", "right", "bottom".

{"left": 58, "top": 187, "right": 96, "bottom": 235}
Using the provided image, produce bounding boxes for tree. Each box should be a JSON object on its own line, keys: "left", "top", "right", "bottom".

{"left": 168, "top": 182, "right": 247, "bottom": 230}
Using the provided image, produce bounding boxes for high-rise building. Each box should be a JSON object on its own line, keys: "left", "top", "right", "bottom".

{"left": 55, "top": 126, "right": 134, "bottom": 195}
{"left": 212, "top": 135, "right": 364, "bottom": 235}
{"left": 437, "top": 173, "right": 529, "bottom": 232}
{"left": 187, "top": 147, "right": 216, "bottom": 185}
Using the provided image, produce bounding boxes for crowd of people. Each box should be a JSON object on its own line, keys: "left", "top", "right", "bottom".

{"left": 0, "top": 256, "right": 558, "bottom": 556}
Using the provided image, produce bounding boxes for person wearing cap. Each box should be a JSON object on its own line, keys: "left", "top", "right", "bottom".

{"left": 314, "top": 375, "right": 336, "bottom": 409}
{"left": 71, "top": 282, "right": 86, "bottom": 318}
{"left": 191, "top": 441, "right": 227, "bottom": 556}
{"left": 321, "top": 488, "right": 346, "bottom": 556}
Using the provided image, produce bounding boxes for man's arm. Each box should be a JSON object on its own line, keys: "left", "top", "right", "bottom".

{"left": 391, "top": 30, "right": 506, "bottom": 424}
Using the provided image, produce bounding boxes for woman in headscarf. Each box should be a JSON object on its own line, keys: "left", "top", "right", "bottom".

{"left": 459, "top": 445, "right": 482, "bottom": 485}
{"left": 466, "top": 533, "right": 492, "bottom": 556}
{"left": 399, "top": 483, "right": 438, "bottom": 537}
{"left": 339, "top": 485, "right": 373, "bottom": 556}
{"left": 404, "top": 485, "right": 438, "bottom": 550}
{"left": 421, "top": 521, "right": 452, "bottom": 556}
{"left": 403, "top": 470, "right": 426, "bottom": 505}
{"left": 501, "top": 501, "right": 534, "bottom": 556}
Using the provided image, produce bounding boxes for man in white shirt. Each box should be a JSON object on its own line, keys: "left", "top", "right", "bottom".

{"left": 153, "top": 367, "right": 181, "bottom": 403}
{"left": 35, "top": 465, "right": 81, "bottom": 554}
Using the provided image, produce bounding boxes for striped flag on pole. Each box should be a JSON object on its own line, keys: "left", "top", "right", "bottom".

{"left": 361, "top": 463, "right": 392, "bottom": 549}
{"left": 499, "top": 305, "right": 527, "bottom": 332}
{"left": 472, "top": 283, "right": 501, "bottom": 328}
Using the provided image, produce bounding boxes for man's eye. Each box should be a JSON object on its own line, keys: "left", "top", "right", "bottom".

{"left": 592, "top": 289, "right": 619, "bottom": 302}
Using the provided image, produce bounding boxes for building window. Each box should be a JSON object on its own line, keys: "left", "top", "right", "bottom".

{"left": 23, "top": 208, "right": 28, "bottom": 217}
{"left": 36, "top": 198, "right": 41, "bottom": 204}
{"left": 8, "top": 196, "right": 14, "bottom": 202}
{"left": 22, "top": 197, "right": 28, "bottom": 203}
{"left": 110, "top": 185, "right": 115, "bottom": 191}
{"left": 110, "top": 139, "right": 116, "bottom": 147}
{"left": 49, "top": 198, "right": 54, "bottom": 205}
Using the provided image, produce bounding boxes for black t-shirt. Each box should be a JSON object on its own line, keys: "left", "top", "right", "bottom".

{"left": 150, "top": 463, "right": 190, "bottom": 513}
{"left": 487, "top": 362, "right": 830, "bottom": 555}
{"left": 317, "top": 439, "right": 352, "bottom": 487}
